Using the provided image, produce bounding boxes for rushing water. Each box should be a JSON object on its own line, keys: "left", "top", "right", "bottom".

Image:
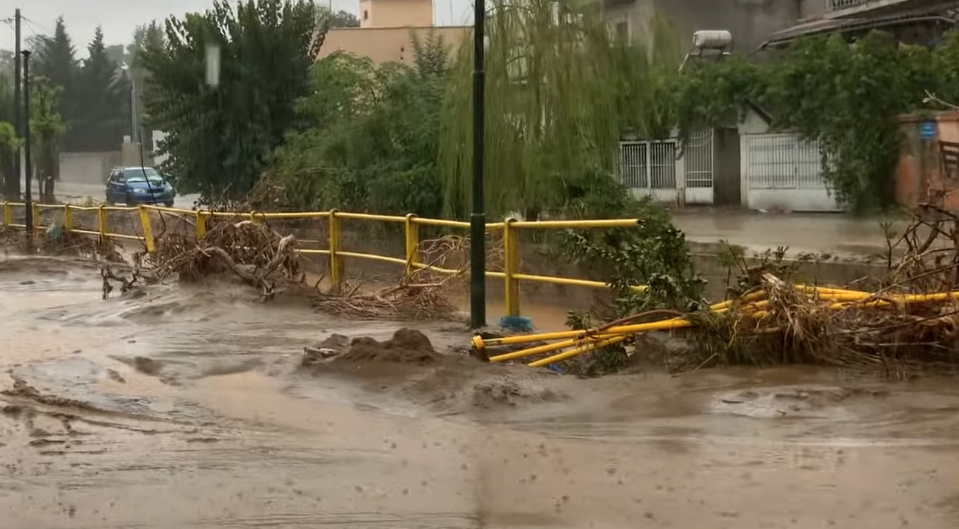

{"left": 1, "top": 254, "right": 958, "bottom": 529}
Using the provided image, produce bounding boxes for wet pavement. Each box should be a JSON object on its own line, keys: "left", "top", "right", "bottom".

{"left": 1, "top": 254, "right": 958, "bottom": 528}
{"left": 671, "top": 209, "right": 900, "bottom": 257}
{"left": 50, "top": 177, "right": 897, "bottom": 257}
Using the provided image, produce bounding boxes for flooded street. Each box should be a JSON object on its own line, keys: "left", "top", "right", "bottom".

{"left": 1, "top": 255, "right": 958, "bottom": 528}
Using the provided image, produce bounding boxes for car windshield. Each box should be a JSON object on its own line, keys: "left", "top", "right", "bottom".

{"left": 124, "top": 168, "right": 164, "bottom": 182}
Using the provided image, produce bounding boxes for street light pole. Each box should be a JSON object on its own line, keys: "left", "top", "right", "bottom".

{"left": 22, "top": 50, "right": 32, "bottom": 245}
{"left": 12, "top": 9, "right": 21, "bottom": 200}
{"left": 469, "top": 0, "right": 487, "bottom": 329}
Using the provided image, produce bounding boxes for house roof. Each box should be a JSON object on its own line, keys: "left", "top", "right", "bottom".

{"left": 758, "top": 11, "right": 959, "bottom": 49}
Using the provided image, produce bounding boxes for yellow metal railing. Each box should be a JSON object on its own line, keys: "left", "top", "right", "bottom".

{"left": 1, "top": 201, "right": 642, "bottom": 317}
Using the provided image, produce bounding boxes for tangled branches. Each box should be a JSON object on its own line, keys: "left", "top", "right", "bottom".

{"left": 148, "top": 219, "right": 301, "bottom": 300}
{"left": 312, "top": 281, "right": 458, "bottom": 321}
{"left": 0, "top": 224, "right": 123, "bottom": 262}
{"left": 309, "top": 234, "right": 495, "bottom": 321}
{"left": 688, "top": 206, "right": 959, "bottom": 375}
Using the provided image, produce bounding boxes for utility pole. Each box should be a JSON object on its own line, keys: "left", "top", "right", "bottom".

{"left": 22, "top": 50, "right": 32, "bottom": 244}
{"left": 469, "top": 0, "right": 486, "bottom": 329}
{"left": 12, "top": 9, "right": 21, "bottom": 201}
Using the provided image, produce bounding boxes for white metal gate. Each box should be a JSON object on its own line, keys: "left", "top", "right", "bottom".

{"left": 618, "top": 128, "right": 714, "bottom": 205}
{"left": 741, "top": 133, "right": 841, "bottom": 212}
{"left": 619, "top": 140, "right": 681, "bottom": 203}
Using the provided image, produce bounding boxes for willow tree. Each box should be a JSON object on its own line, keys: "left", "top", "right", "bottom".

{"left": 439, "top": 0, "right": 680, "bottom": 219}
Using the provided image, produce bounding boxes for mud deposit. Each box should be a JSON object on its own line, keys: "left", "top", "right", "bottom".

{"left": 1, "top": 254, "right": 959, "bottom": 528}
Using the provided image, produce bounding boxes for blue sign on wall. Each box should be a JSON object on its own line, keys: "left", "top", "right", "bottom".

{"left": 921, "top": 121, "right": 937, "bottom": 140}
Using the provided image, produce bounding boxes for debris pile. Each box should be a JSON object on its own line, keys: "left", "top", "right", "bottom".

{"left": 149, "top": 218, "right": 300, "bottom": 300}
{"left": 301, "top": 328, "right": 440, "bottom": 367}
{"left": 476, "top": 204, "right": 959, "bottom": 376}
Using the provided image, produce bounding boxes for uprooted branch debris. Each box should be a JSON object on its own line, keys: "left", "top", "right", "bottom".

{"left": 664, "top": 204, "right": 959, "bottom": 374}
{"left": 308, "top": 234, "right": 502, "bottom": 320}
{"left": 122, "top": 217, "right": 476, "bottom": 320}
{"left": 146, "top": 219, "right": 300, "bottom": 300}
{"left": 490, "top": 203, "right": 959, "bottom": 377}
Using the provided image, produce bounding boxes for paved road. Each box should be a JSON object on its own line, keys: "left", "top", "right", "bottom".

{"left": 51, "top": 179, "right": 199, "bottom": 209}
{"left": 671, "top": 209, "right": 897, "bottom": 257}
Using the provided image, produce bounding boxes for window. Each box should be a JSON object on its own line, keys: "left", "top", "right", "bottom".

{"left": 124, "top": 167, "right": 164, "bottom": 183}
{"left": 363, "top": 10, "right": 368, "bottom": 20}
{"left": 615, "top": 21, "right": 628, "bottom": 42}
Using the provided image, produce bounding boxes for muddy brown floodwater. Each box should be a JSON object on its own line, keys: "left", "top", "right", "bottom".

{"left": 1, "top": 255, "right": 959, "bottom": 528}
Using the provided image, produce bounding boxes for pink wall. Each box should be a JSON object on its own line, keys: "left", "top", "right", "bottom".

{"left": 896, "top": 113, "right": 959, "bottom": 212}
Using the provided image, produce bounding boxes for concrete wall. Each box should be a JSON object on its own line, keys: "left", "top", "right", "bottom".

{"left": 319, "top": 26, "right": 470, "bottom": 65}
{"left": 656, "top": 0, "right": 806, "bottom": 51}
{"left": 59, "top": 151, "right": 121, "bottom": 185}
{"left": 604, "top": 0, "right": 657, "bottom": 43}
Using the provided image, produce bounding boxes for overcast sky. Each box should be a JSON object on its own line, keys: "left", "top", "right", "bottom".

{"left": 2, "top": 0, "right": 474, "bottom": 56}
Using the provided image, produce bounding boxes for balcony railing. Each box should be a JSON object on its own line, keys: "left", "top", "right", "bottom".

{"left": 824, "top": 0, "right": 914, "bottom": 14}
{"left": 826, "top": 0, "right": 880, "bottom": 10}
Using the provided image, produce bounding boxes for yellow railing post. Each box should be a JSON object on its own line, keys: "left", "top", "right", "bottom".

{"left": 404, "top": 213, "right": 419, "bottom": 279}
{"left": 97, "top": 205, "right": 108, "bottom": 243}
{"left": 504, "top": 218, "right": 521, "bottom": 317}
{"left": 195, "top": 210, "right": 207, "bottom": 240}
{"left": 250, "top": 211, "right": 262, "bottom": 224}
{"left": 63, "top": 205, "right": 73, "bottom": 232}
{"left": 32, "top": 203, "right": 40, "bottom": 231}
{"left": 2, "top": 202, "right": 9, "bottom": 226}
{"left": 328, "top": 209, "right": 343, "bottom": 290}
{"left": 138, "top": 205, "right": 156, "bottom": 253}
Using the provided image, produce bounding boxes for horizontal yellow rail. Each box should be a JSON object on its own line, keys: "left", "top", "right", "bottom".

{"left": 2, "top": 201, "right": 646, "bottom": 317}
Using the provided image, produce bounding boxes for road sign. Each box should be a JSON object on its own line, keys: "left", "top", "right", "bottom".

{"left": 921, "top": 121, "right": 937, "bottom": 140}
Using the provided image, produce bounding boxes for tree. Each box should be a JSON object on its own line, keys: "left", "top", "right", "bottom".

{"left": 73, "top": 27, "right": 129, "bottom": 153}
{"left": 271, "top": 32, "right": 451, "bottom": 216}
{"left": 34, "top": 17, "right": 79, "bottom": 149}
{"left": 438, "top": 0, "right": 680, "bottom": 219}
{"left": 127, "top": 22, "right": 166, "bottom": 152}
{"left": 328, "top": 9, "right": 360, "bottom": 28}
{"left": 141, "top": 0, "right": 326, "bottom": 201}
{"left": 30, "top": 77, "right": 66, "bottom": 203}
{"left": 105, "top": 44, "right": 127, "bottom": 66}
{"left": 0, "top": 59, "right": 17, "bottom": 199}
{"left": 0, "top": 121, "right": 18, "bottom": 201}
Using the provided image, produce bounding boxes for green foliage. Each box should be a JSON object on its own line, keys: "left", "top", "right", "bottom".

{"left": 439, "top": 0, "right": 681, "bottom": 219}
{"left": 73, "top": 27, "right": 130, "bottom": 152}
{"left": 673, "top": 30, "right": 959, "bottom": 213}
{"left": 564, "top": 198, "right": 704, "bottom": 316}
{"left": 30, "top": 77, "right": 67, "bottom": 202}
{"left": 141, "top": 0, "right": 323, "bottom": 202}
{"left": 271, "top": 31, "right": 450, "bottom": 216}
{"left": 34, "top": 17, "right": 79, "bottom": 150}
{"left": 125, "top": 23, "right": 167, "bottom": 152}
{"left": 0, "top": 121, "right": 19, "bottom": 199}
{"left": 322, "top": 8, "right": 361, "bottom": 28}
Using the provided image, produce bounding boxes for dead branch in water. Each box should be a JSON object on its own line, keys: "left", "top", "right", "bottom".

{"left": 145, "top": 219, "right": 300, "bottom": 301}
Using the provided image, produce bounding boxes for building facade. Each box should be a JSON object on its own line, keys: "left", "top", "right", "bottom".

{"left": 318, "top": 0, "right": 469, "bottom": 65}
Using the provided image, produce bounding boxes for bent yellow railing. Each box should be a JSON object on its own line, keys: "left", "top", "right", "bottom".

{"left": 1, "top": 201, "right": 643, "bottom": 317}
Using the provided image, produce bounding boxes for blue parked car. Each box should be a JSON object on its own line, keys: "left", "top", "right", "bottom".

{"left": 105, "top": 166, "right": 176, "bottom": 207}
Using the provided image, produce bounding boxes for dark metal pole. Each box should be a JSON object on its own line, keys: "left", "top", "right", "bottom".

{"left": 12, "top": 9, "right": 21, "bottom": 200}
{"left": 469, "top": 0, "right": 487, "bottom": 329}
{"left": 22, "top": 50, "right": 32, "bottom": 244}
